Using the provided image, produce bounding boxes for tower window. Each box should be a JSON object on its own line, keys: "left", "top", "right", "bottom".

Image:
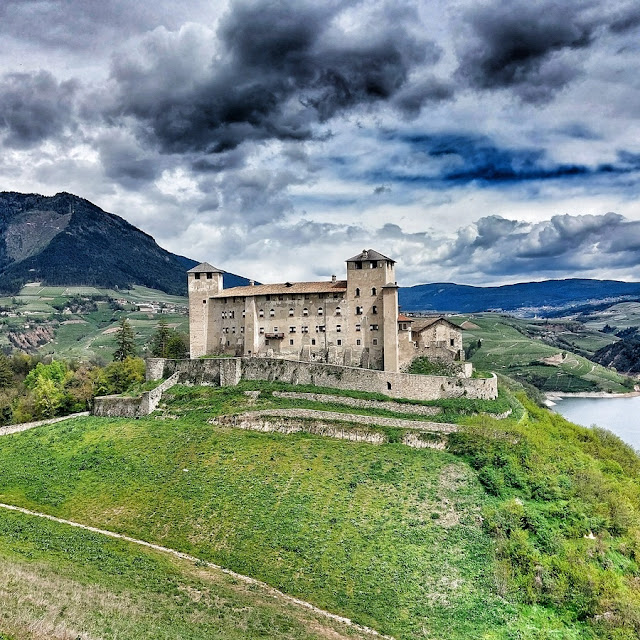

{"left": 355, "top": 288, "right": 360, "bottom": 297}
{"left": 370, "top": 261, "right": 377, "bottom": 268}
{"left": 355, "top": 324, "right": 361, "bottom": 332}
{"left": 301, "top": 326, "right": 309, "bottom": 333}
{"left": 289, "top": 339, "right": 294, "bottom": 345}
{"left": 336, "top": 324, "right": 341, "bottom": 332}
{"left": 372, "top": 306, "right": 378, "bottom": 314}
{"left": 289, "top": 326, "right": 296, "bottom": 333}
{"left": 371, "top": 287, "right": 376, "bottom": 296}
{"left": 318, "top": 307, "right": 323, "bottom": 316}
{"left": 303, "top": 307, "right": 309, "bottom": 316}
{"left": 259, "top": 327, "right": 265, "bottom": 334}
{"left": 355, "top": 262, "right": 362, "bottom": 270}
{"left": 259, "top": 309, "right": 264, "bottom": 318}
{"left": 337, "top": 339, "right": 342, "bottom": 346}
{"left": 335, "top": 306, "right": 341, "bottom": 315}
{"left": 370, "top": 324, "right": 379, "bottom": 331}
{"left": 202, "top": 300, "right": 206, "bottom": 304}
{"left": 311, "top": 338, "right": 316, "bottom": 345}
{"left": 373, "top": 338, "right": 378, "bottom": 345}
{"left": 194, "top": 273, "right": 201, "bottom": 279}
{"left": 356, "top": 306, "right": 363, "bottom": 315}
{"left": 270, "top": 309, "right": 275, "bottom": 317}
{"left": 356, "top": 339, "right": 361, "bottom": 346}
{"left": 207, "top": 272, "right": 213, "bottom": 279}
{"left": 289, "top": 308, "right": 294, "bottom": 316}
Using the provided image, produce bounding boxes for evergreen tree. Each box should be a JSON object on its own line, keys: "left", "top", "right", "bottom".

{"left": 0, "top": 354, "right": 13, "bottom": 389}
{"left": 149, "top": 318, "right": 172, "bottom": 357}
{"left": 166, "top": 333, "right": 188, "bottom": 359}
{"left": 113, "top": 318, "right": 137, "bottom": 361}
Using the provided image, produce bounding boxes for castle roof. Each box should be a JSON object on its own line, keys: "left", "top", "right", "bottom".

{"left": 187, "top": 262, "right": 224, "bottom": 273}
{"left": 213, "top": 280, "right": 348, "bottom": 298}
{"left": 346, "top": 249, "right": 394, "bottom": 263}
{"left": 411, "top": 317, "right": 462, "bottom": 332}
{"left": 397, "top": 314, "right": 414, "bottom": 322}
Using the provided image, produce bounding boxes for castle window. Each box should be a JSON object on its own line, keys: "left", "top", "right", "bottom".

{"left": 207, "top": 272, "right": 213, "bottom": 279}
{"left": 278, "top": 295, "right": 283, "bottom": 301}
{"left": 270, "top": 309, "right": 275, "bottom": 317}
{"left": 370, "top": 324, "right": 379, "bottom": 331}
{"left": 266, "top": 295, "right": 271, "bottom": 301}
{"left": 355, "top": 262, "right": 362, "bottom": 270}
{"left": 373, "top": 338, "right": 378, "bottom": 345}
{"left": 240, "top": 327, "right": 244, "bottom": 333}
{"left": 273, "top": 327, "right": 278, "bottom": 332}
{"left": 318, "top": 307, "right": 323, "bottom": 316}
{"left": 289, "top": 339, "right": 294, "bottom": 345}
{"left": 316, "top": 325, "right": 325, "bottom": 332}
{"left": 387, "top": 382, "right": 391, "bottom": 390}
{"left": 303, "top": 308, "right": 309, "bottom": 316}
{"left": 355, "top": 288, "right": 360, "bottom": 297}
{"left": 336, "top": 324, "right": 341, "bottom": 332}
{"left": 289, "top": 308, "right": 294, "bottom": 316}
{"left": 371, "top": 287, "right": 376, "bottom": 296}
{"left": 230, "top": 310, "right": 235, "bottom": 319}
{"left": 289, "top": 326, "right": 296, "bottom": 333}
{"left": 337, "top": 339, "right": 342, "bottom": 346}
{"left": 194, "top": 272, "right": 201, "bottom": 279}
{"left": 370, "top": 261, "right": 377, "bottom": 268}
{"left": 203, "top": 300, "right": 206, "bottom": 304}
{"left": 372, "top": 306, "right": 378, "bottom": 314}
{"left": 259, "top": 309, "right": 264, "bottom": 317}
{"left": 301, "top": 326, "right": 309, "bottom": 333}
{"left": 355, "top": 324, "right": 361, "bottom": 332}
{"left": 356, "top": 339, "right": 361, "bottom": 346}
{"left": 265, "top": 339, "right": 269, "bottom": 345}
{"left": 333, "top": 294, "right": 338, "bottom": 299}
{"left": 311, "top": 338, "right": 316, "bottom": 345}
{"left": 335, "top": 306, "right": 341, "bottom": 315}
{"left": 356, "top": 306, "right": 363, "bottom": 315}
{"left": 259, "top": 327, "right": 265, "bottom": 334}
{"left": 227, "top": 340, "right": 230, "bottom": 346}
{"left": 242, "top": 310, "right": 246, "bottom": 318}
{"left": 222, "top": 311, "right": 226, "bottom": 319}
{"left": 232, "top": 327, "right": 236, "bottom": 333}
{"left": 450, "top": 338, "right": 455, "bottom": 347}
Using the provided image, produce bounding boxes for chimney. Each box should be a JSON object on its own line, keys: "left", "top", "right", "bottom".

{"left": 249, "top": 280, "right": 255, "bottom": 286}
{"left": 331, "top": 275, "right": 336, "bottom": 283}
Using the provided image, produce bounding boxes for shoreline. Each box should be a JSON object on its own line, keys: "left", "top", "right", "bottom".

{"left": 547, "top": 391, "right": 640, "bottom": 405}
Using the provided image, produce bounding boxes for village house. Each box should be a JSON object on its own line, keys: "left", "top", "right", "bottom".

{"left": 188, "top": 250, "right": 466, "bottom": 373}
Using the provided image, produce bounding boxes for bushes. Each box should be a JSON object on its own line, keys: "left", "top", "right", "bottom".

{"left": 449, "top": 397, "right": 640, "bottom": 637}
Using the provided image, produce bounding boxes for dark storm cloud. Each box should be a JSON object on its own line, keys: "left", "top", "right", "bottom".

{"left": 365, "top": 133, "right": 640, "bottom": 187}
{"left": 105, "top": 0, "right": 439, "bottom": 154}
{"left": 455, "top": 0, "right": 640, "bottom": 103}
{"left": 0, "top": 71, "right": 77, "bottom": 148}
{"left": 97, "top": 132, "right": 162, "bottom": 186}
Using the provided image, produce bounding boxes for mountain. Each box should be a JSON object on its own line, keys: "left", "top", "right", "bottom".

{"left": 399, "top": 279, "right": 640, "bottom": 315}
{"left": 0, "top": 191, "right": 251, "bottom": 295}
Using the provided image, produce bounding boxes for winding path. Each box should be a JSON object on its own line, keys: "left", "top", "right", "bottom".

{"left": 0, "top": 502, "right": 394, "bottom": 640}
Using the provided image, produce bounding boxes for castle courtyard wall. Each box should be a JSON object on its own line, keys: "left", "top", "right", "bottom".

{"left": 148, "top": 357, "right": 497, "bottom": 401}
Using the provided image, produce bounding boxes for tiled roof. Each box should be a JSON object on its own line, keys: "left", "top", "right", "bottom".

{"left": 397, "top": 314, "right": 414, "bottom": 322}
{"left": 346, "top": 249, "right": 394, "bottom": 263}
{"left": 187, "top": 262, "right": 224, "bottom": 273}
{"left": 411, "top": 317, "right": 462, "bottom": 332}
{"left": 213, "top": 280, "right": 348, "bottom": 298}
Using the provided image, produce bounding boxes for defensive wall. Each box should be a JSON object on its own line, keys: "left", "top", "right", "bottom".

{"left": 93, "top": 372, "right": 180, "bottom": 417}
{"left": 146, "top": 357, "right": 497, "bottom": 401}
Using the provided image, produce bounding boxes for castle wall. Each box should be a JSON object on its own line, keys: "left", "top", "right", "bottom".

{"left": 154, "top": 357, "right": 497, "bottom": 401}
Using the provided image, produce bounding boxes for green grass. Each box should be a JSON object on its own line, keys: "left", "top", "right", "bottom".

{"left": 459, "top": 314, "right": 631, "bottom": 392}
{"left": 0, "top": 411, "right": 515, "bottom": 639}
{"left": 0, "top": 508, "right": 359, "bottom": 640}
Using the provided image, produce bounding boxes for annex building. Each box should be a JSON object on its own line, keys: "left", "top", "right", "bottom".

{"left": 188, "top": 249, "right": 465, "bottom": 373}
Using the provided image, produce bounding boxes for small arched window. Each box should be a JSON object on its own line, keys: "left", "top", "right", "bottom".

{"left": 372, "top": 305, "right": 378, "bottom": 314}
{"left": 335, "top": 306, "right": 341, "bottom": 315}
{"left": 355, "top": 287, "right": 360, "bottom": 297}
{"left": 371, "top": 287, "right": 377, "bottom": 296}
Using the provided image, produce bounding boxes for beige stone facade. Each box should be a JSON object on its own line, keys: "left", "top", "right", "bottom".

{"left": 188, "top": 250, "right": 465, "bottom": 374}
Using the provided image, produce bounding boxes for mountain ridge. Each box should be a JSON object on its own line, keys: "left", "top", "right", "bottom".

{"left": 0, "top": 191, "right": 250, "bottom": 295}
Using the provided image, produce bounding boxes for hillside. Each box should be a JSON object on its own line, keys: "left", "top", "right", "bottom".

{"left": 399, "top": 279, "right": 640, "bottom": 315}
{"left": 0, "top": 191, "right": 251, "bottom": 295}
{"left": 1, "top": 381, "right": 639, "bottom": 638}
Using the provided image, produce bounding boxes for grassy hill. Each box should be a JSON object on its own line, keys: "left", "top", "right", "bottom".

{"left": 1, "top": 382, "right": 639, "bottom": 638}
{"left": 456, "top": 314, "right": 631, "bottom": 393}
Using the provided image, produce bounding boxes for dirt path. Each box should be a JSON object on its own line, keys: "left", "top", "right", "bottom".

{"left": 0, "top": 502, "right": 394, "bottom": 640}
{"left": 0, "top": 412, "right": 90, "bottom": 437}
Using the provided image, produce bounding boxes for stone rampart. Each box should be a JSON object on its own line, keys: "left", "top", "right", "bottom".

{"left": 152, "top": 356, "right": 497, "bottom": 401}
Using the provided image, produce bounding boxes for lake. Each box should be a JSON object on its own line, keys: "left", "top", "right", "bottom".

{"left": 552, "top": 395, "right": 640, "bottom": 451}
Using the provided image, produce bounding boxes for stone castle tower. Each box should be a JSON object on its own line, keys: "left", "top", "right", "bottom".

{"left": 187, "top": 262, "right": 224, "bottom": 358}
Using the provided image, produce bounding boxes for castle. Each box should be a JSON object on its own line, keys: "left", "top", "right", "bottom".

{"left": 188, "top": 249, "right": 464, "bottom": 373}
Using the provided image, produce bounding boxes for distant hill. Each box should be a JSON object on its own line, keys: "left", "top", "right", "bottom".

{"left": 0, "top": 191, "right": 251, "bottom": 295}
{"left": 399, "top": 279, "right": 640, "bottom": 315}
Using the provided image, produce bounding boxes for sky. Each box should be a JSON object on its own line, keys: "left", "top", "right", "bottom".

{"left": 1, "top": 0, "right": 640, "bottom": 286}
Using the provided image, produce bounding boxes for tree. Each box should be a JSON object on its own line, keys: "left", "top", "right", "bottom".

{"left": 113, "top": 318, "right": 137, "bottom": 361}
{"left": 166, "top": 333, "right": 188, "bottom": 359}
{"left": 0, "top": 354, "right": 13, "bottom": 389}
{"left": 149, "top": 318, "right": 172, "bottom": 357}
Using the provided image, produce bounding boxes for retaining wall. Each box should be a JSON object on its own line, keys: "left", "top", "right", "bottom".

{"left": 151, "top": 357, "right": 497, "bottom": 401}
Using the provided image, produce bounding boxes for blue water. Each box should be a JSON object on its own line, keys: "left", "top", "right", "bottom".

{"left": 553, "top": 396, "right": 640, "bottom": 451}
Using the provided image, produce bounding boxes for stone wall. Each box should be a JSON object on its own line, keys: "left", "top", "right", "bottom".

{"left": 153, "top": 356, "right": 497, "bottom": 401}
